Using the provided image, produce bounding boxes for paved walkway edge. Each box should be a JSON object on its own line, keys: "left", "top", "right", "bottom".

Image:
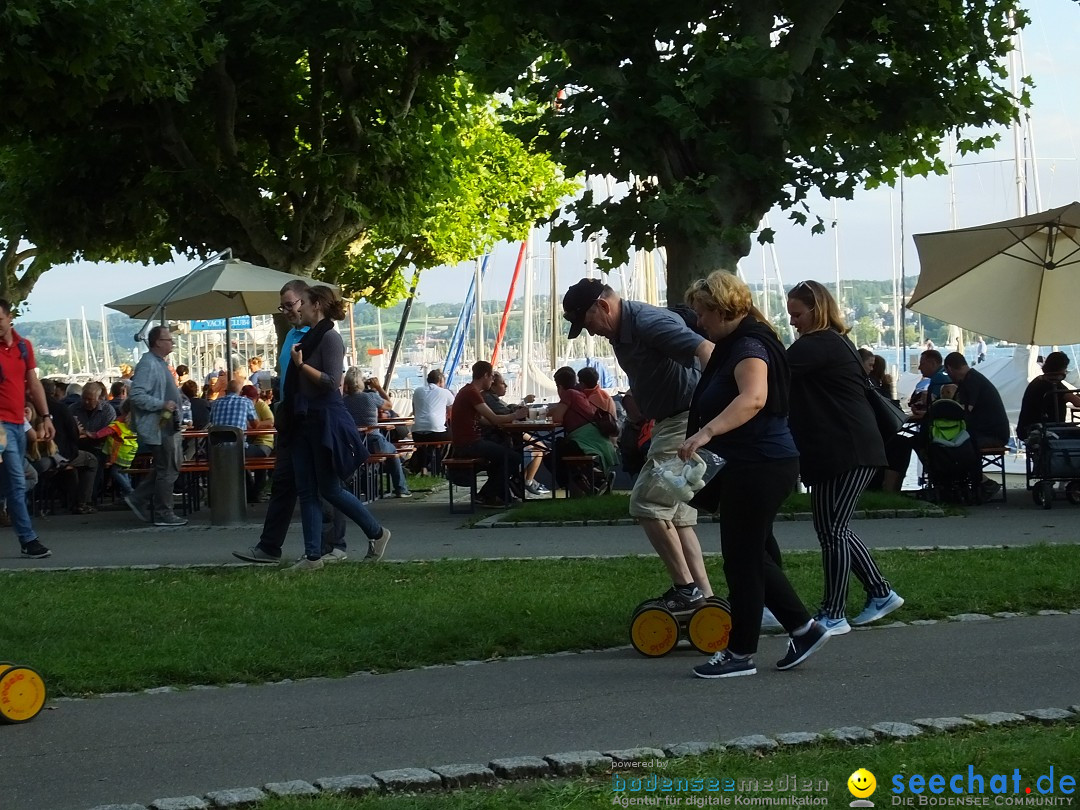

{"left": 87, "top": 705, "right": 1080, "bottom": 810}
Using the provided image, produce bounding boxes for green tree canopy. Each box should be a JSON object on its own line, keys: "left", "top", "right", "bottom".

{"left": 474, "top": 0, "right": 1028, "bottom": 295}
{"left": 0, "top": 0, "right": 573, "bottom": 305}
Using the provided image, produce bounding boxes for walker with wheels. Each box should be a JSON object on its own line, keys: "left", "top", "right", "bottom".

{"left": 629, "top": 596, "right": 732, "bottom": 657}
{"left": 0, "top": 662, "right": 47, "bottom": 724}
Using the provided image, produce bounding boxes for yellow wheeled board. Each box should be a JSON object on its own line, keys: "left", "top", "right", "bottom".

{"left": 0, "top": 662, "right": 47, "bottom": 724}
{"left": 629, "top": 596, "right": 732, "bottom": 657}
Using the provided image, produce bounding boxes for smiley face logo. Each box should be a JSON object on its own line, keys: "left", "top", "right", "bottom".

{"left": 848, "top": 769, "right": 877, "bottom": 799}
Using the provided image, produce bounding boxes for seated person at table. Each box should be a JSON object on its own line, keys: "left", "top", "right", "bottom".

{"left": 209, "top": 379, "right": 258, "bottom": 435}
{"left": 109, "top": 380, "right": 129, "bottom": 405}
{"left": 450, "top": 361, "right": 528, "bottom": 506}
{"left": 548, "top": 366, "right": 618, "bottom": 495}
{"left": 483, "top": 371, "right": 547, "bottom": 495}
{"left": 409, "top": 368, "right": 455, "bottom": 475}
{"left": 342, "top": 368, "right": 411, "bottom": 498}
{"left": 1016, "top": 351, "right": 1080, "bottom": 442}
{"left": 181, "top": 380, "right": 211, "bottom": 429}
{"left": 241, "top": 384, "right": 276, "bottom": 502}
{"left": 577, "top": 366, "right": 616, "bottom": 418}
{"left": 944, "top": 351, "right": 1010, "bottom": 498}
{"left": 87, "top": 399, "right": 139, "bottom": 498}
{"left": 881, "top": 349, "right": 951, "bottom": 492}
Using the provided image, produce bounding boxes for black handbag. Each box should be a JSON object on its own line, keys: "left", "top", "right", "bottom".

{"left": 839, "top": 338, "right": 907, "bottom": 439}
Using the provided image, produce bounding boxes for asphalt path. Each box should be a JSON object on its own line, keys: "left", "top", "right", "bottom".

{"left": 5, "top": 615, "right": 1079, "bottom": 810}
{"left": 2, "top": 487, "right": 1079, "bottom": 809}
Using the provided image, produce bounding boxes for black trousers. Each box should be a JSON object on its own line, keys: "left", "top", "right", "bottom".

{"left": 712, "top": 457, "right": 810, "bottom": 656}
{"left": 457, "top": 439, "right": 521, "bottom": 500}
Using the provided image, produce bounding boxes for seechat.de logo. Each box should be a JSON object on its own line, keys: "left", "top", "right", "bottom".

{"left": 850, "top": 768, "right": 878, "bottom": 807}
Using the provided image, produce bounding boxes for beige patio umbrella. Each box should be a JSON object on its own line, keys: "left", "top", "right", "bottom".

{"left": 106, "top": 257, "right": 334, "bottom": 321}
{"left": 909, "top": 201, "right": 1080, "bottom": 346}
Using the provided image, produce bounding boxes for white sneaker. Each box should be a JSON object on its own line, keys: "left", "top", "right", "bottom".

{"left": 524, "top": 480, "right": 550, "bottom": 495}
{"left": 320, "top": 548, "right": 348, "bottom": 564}
{"left": 285, "top": 557, "right": 324, "bottom": 572}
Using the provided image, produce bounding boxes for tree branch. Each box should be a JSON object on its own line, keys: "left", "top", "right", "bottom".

{"left": 210, "top": 53, "right": 239, "bottom": 163}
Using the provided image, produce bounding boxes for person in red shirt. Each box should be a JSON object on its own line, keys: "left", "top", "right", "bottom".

{"left": 577, "top": 366, "right": 617, "bottom": 418}
{"left": 450, "top": 361, "right": 528, "bottom": 506}
{"left": 0, "top": 299, "right": 55, "bottom": 558}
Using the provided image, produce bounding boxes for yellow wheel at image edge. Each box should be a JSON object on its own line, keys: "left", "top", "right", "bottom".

{"left": 0, "top": 664, "right": 47, "bottom": 724}
{"left": 687, "top": 602, "right": 732, "bottom": 654}
{"left": 630, "top": 606, "right": 680, "bottom": 657}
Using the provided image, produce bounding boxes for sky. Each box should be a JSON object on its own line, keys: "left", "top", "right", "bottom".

{"left": 18, "top": 0, "right": 1080, "bottom": 324}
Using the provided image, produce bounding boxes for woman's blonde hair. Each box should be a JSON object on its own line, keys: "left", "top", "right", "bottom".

{"left": 685, "top": 270, "right": 774, "bottom": 334}
{"left": 786, "top": 280, "right": 848, "bottom": 335}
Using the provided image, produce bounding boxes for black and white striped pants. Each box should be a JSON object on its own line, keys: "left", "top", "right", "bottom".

{"left": 809, "top": 465, "right": 892, "bottom": 619}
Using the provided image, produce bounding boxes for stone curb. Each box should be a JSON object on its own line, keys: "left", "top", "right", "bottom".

{"left": 481, "top": 505, "right": 946, "bottom": 528}
{"left": 52, "top": 607, "right": 1080, "bottom": 706}
{"left": 86, "top": 706, "right": 1077, "bottom": 810}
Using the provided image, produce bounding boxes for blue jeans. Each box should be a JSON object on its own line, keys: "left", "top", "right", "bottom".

{"left": 2, "top": 422, "right": 36, "bottom": 544}
{"left": 367, "top": 432, "right": 409, "bottom": 494}
{"left": 293, "top": 418, "right": 382, "bottom": 560}
{"left": 109, "top": 464, "right": 135, "bottom": 497}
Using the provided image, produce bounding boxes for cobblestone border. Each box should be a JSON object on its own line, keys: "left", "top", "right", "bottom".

{"left": 477, "top": 506, "right": 945, "bottom": 528}
{"left": 86, "top": 705, "right": 1079, "bottom": 810}
{"left": 48, "top": 608, "right": 1080, "bottom": 704}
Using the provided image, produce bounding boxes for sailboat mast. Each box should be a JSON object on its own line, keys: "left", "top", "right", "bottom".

{"left": 100, "top": 307, "right": 111, "bottom": 373}
{"left": 66, "top": 319, "right": 76, "bottom": 376}
{"left": 550, "top": 241, "right": 558, "bottom": 369}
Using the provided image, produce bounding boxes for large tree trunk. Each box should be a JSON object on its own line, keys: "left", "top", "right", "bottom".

{"left": 662, "top": 231, "right": 746, "bottom": 303}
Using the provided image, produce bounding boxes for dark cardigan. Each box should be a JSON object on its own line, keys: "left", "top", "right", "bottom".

{"left": 786, "top": 329, "right": 886, "bottom": 485}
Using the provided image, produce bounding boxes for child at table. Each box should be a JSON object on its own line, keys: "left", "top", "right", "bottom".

{"left": 88, "top": 400, "right": 139, "bottom": 497}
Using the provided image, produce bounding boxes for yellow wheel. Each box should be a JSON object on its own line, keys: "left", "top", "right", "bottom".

{"left": 0, "top": 665, "right": 47, "bottom": 724}
{"left": 630, "top": 605, "right": 680, "bottom": 657}
{"left": 688, "top": 598, "right": 732, "bottom": 654}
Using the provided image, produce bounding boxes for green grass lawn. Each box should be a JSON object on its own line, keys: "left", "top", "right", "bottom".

{"left": 505, "top": 491, "right": 936, "bottom": 523}
{"left": 253, "top": 722, "right": 1080, "bottom": 809}
{"left": 2, "top": 545, "right": 1078, "bottom": 695}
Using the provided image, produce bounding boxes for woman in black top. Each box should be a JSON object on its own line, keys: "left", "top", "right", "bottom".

{"left": 679, "top": 272, "right": 829, "bottom": 679}
{"left": 786, "top": 280, "right": 903, "bottom": 634}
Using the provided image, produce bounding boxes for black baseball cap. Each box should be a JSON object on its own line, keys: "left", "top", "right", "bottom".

{"left": 562, "top": 278, "right": 605, "bottom": 339}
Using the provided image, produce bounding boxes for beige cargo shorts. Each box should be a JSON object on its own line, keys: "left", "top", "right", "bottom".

{"left": 628, "top": 412, "right": 698, "bottom": 527}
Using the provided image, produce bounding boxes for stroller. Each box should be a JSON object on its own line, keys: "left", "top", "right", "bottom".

{"left": 920, "top": 398, "right": 982, "bottom": 504}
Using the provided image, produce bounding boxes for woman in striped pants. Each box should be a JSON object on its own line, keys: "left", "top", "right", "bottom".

{"left": 785, "top": 280, "right": 905, "bottom": 635}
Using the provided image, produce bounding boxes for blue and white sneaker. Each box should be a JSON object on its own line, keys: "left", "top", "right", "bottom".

{"left": 813, "top": 613, "right": 851, "bottom": 636}
{"left": 851, "top": 590, "right": 905, "bottom": 627}
{"left": 693, "top": 650, "right": 756, "bottom": 679}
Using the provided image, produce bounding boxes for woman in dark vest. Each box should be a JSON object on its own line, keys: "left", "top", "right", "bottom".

{"left": 679, "top": 271, "right": 829, "bottom": 679}
{"left": 786, "top": 280, "right": 903, "bottom": 634}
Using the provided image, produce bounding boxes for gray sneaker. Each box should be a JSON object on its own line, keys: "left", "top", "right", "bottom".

{"left": 153, "top": 513, "right": 188, "bottom": 527}
{"left": 365, "top": 528, "right": 391, "bottom": 561}
{"left": 232, "top": 546, "right": 281, "bottom": 564}
{"left": 320, "top": 548, "right": 348, "bottom": 564}
{"left": 125, "top": 494, "right": 150, "bottom": 523}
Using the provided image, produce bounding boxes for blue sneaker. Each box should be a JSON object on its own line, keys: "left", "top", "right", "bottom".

{"left": 851, "top": 590, "right": 905, "bottom": 626}
{"left": 813, "top": 613, "right": 851, "bottom": 636}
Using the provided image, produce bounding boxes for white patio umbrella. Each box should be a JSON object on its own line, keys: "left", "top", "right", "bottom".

{"left": 909, "top": 201, "right": 1080, "bottom": 346}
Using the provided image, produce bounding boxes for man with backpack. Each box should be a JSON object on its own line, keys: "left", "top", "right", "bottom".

{"left": 0, "top": 299, "right": 55, "bottom": 558}
{"left": 562, "top": 278, "right": 716, "bottom": 612}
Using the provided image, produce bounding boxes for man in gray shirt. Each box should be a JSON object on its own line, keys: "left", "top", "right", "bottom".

{"left": 127, "top": 325, "right": 188, "bottom": 527}
{"left": 563, "top": 278, "right": 714, "bottom": 612}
